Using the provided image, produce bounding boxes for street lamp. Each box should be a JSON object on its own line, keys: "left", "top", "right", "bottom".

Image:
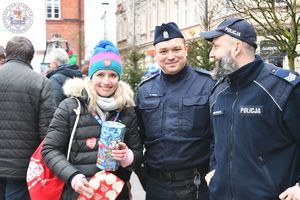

{"left": 101, "top": 2, "right": 109, "bottom": 39}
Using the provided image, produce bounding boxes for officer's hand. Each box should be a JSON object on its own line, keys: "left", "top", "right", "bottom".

{"left": 205, "top": 169, "right": 215, "bottom": 186}
{"left": 279, "top": 183, "right": 300, "bottom": 200}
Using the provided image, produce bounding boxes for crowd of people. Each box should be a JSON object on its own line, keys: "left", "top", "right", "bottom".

{"left": 0, "top": 16, "right": 300, "bottom": 200}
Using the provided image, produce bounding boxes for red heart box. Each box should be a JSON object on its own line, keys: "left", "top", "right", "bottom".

{"left": 77, "top": 171, "right": 124, "bottom": 200}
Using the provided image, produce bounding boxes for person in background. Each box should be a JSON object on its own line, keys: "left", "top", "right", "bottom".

{"left": 42, "top": 40, "right": 143, "bottom": 200}
{"left": 46, "top": 48, "right": 83, "bottom": 105}
{"left": 68, "top": 49, "right": 77, "bottom": 65}
{"left": 0, "top": 45, "right": 6, "bottom": 65}
{"left": 0, "top": 36, "right": 56, "bottom": 200}
{"left": 200, "top": 17, "right": 300, "bottom": 200}
{"left": 81, "top": 64, "right": 89, "bottom": 77}
{"left": 135, "top": 22, "right": 215, "bottom": 200}
{"left": 141, "top": 64, "right": 160, "bottom": 80}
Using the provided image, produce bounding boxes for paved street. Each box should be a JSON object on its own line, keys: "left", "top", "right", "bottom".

{"left": 130, "top": 172, "right": 145, "bottom": 200}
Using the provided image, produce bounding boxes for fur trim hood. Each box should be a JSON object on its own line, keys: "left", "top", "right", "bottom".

{"left": 63, "top": 77, "right": 85, "bottom": 98}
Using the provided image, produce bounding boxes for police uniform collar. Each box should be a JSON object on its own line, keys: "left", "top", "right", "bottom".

{"left": 227, "top": 55, "right": 263, "bottom": 88}
{"left": 161, "top": 65, "right": 189, "bottom": 82}
{"left": 138, "top": 72, "right": 160, "bottom": 87}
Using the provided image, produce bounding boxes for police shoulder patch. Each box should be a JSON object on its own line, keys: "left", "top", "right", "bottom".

{"left": 138, "top": 73, "right": 159, "bottom": 87}
{"left": 271, "top": 68, "right": 300, "bottom": 86}
{"left": 194, "top": 67, "right": 212, "bottom": 76}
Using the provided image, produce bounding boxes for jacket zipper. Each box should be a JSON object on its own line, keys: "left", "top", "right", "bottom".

{"left": 229, "top": 90, "right": 238, "bottom": 200}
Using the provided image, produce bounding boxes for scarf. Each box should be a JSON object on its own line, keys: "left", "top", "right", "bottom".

{"left": 96, "top": 96, "right": 119, "bottom": 121}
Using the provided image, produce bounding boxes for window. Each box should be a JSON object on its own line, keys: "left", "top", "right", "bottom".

{"left": 184, "top": 0, "right": 188, "bottom": 26}
{"left": 140, "top": 8, "right": 147, "bottom": 35}
{"left": 46, "top": 0, "right": 60, "bottom": 19}
{"left": 159, "top": 0, "right": 166, "bottom": 24}
{"left": 118, "top": 16, "right": 127, "bottom": 41}
{"left": 193, "top": 0, "right": 202, "bottom": 24}
{"left": 151, "top": 0, "right": 157, "bottom": 30}
{"left": 172, "top": 0, "right": 179, "bottom": 24}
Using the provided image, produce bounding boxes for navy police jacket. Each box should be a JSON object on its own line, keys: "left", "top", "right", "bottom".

{"left": 136, "top": 66, "right": 215, "bottom": 171}
{"left": 209, "top": 56, "right": 300, "bottom": 200}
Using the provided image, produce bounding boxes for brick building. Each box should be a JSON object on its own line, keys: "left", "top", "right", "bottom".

{"left": 46, "top": 0, "right": 84, "bottom": 67}
{"left": 45, "top": 0, "right": 116, "bottom": 70}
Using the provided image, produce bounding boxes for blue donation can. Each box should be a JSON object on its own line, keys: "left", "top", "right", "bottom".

{"left": 96, "top": 121, "right": 126, "bottom": 171}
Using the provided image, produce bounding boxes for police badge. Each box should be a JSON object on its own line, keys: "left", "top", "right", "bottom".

{"left": 163, "top": 31, "right": 169, "bottom": 39}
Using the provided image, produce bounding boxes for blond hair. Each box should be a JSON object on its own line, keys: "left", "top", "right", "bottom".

{"left": 85, "top": 79, "right": 135, "bottom": 111}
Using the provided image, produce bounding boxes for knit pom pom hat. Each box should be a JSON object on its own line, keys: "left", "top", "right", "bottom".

{"left": 88, "top": 40, "right": 122, "bottom": 80}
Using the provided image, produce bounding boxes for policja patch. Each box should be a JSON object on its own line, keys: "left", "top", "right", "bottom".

{"left": 239, "top": 105, "right": 263, "bottom": 116}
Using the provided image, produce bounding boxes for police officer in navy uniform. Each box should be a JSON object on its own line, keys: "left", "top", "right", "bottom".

{"left": 135, "top": 22, "right": 215, "bottom": 200}
{"left": 200, "top": 17, "right": 300, "bottom": 200}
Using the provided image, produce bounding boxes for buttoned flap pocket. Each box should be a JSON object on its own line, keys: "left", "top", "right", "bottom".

{"left": 138, "top": 98, "right": 162, "bottom": 138}
{"left": 182, "top": 95, "right": 210, "bottom": 132}
{"left": 139, "top": 98, "right": 160, "bottom": 110}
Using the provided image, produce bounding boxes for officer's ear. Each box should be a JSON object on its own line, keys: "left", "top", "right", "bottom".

{"left": 232, "top": 40, "right": 242, "bottom": 56}
{"left": 185, "top": 44, "right": 189, "bottom": 52}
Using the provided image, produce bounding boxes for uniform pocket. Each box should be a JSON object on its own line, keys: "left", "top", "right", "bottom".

{"left": 181, "top": 95, "right": 209, "bottom": 134}
{"left": 138, "top": 98, "right": 162, "bottom": 138}
{"left": 258, "top": 157, "right": 278, "bottom": 194}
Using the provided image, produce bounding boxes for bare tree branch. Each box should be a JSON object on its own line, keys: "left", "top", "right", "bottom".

{"left": 227, "top": 0, "right": 300, "bottom": 70}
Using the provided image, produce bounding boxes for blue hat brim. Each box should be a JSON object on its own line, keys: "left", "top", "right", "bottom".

{"left": 199, "top": 31, "right": 225, "bottom": 41}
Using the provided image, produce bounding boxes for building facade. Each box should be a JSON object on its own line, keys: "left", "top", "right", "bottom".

{"left": 46, "top": 0, "right": 84, "bottom": 65}
{"left": 116, "top": 0, "right": 208, "bottom": 68}
{"left": 116, "top": 0, "right": 300, "bottom": 72}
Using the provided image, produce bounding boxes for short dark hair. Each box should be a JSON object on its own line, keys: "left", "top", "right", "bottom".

{"left": 6, "top": 36, "right": 35, "bottom": 62}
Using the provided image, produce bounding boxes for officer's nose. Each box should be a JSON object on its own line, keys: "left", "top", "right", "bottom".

{"left": 167, "top": 51, "right": 175, "bottom": 60}
{"left": 209, "top": 49, "right": 215, "bottom": 58}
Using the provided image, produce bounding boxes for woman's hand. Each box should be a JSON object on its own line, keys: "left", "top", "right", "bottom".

{"left": 112, "top": 142, "right": 134, "bottom": 167}
{"left": 71, "top": 174, "right": 94, "bottom": 197}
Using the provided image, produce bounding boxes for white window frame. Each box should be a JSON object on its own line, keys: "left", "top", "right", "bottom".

{"left": 193, "top": 0, "right": 201, "bottom": 25}
{"left": 118, "top": 16, "right": 127, "bottom": 41}
{"left": 140, "top": 8, "right": 147, "bottom": 35}
{"left": 159, "top": 0, "right": 166, "bottom": 24}
{"left": 151, "top": 0, "right": 157, "bottom": 31}
{"left": 46, "top": 0, "right": 61, "bottom": 20}
{"left": 172, "top": 0, "right": 179, "bottom": 24}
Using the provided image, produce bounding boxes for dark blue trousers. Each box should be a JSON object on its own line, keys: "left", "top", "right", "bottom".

{"left": 145, "top": 176, "right": 208, "bottom": 200}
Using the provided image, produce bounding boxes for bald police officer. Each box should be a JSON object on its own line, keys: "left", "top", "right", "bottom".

{"left": 136, "top": 22, "right": 215, "bottom": 200}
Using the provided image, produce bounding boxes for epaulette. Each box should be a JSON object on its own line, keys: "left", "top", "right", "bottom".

{"left": 270, "top": 67, "right": 300, "bottom": 86}
{"left": 138, "top": 72, "right": 160, "bottom": 87}
{"left": 194, "top": 68, "right": 212, "bottom": 76}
